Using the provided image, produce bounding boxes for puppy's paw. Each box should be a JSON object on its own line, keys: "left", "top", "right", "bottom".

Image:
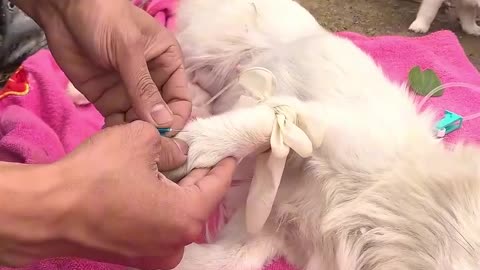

{"left": 163, "top": 126, "right": 231, "bottom": 182}
{"left": 409, "top": 19, "right": 430, "bottom": 33}
{"left": 162, "top": 104, "right": 276, "bottom": 182}
{"left": 462, "top": 24, "right": 480, "bottom": 36}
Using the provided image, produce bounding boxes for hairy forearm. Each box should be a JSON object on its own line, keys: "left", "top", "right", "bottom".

{"left": 0, "top": 162, "right": 69, "bottom": 245}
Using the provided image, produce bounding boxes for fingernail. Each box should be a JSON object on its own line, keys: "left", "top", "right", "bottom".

{"left": 151, "top": 104, "right": 173, "bottom": 126}
{"left": 173, "top": 138, "right": 189, "bottom": 155}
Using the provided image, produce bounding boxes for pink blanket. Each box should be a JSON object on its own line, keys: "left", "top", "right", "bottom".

{"left": 0, "top": 1, "right": 479, "bottom": 269}
{"left": 132, "top": 0, "right": 177, "bottom": 29}
{"left": 261, "top": 30, "right": 480, "bottom": 270}
{"left": 339, "top": 31, "right": 480, "bottom": 145}
{"left": 0, "top": 1, "right": 175, "bottom": 270}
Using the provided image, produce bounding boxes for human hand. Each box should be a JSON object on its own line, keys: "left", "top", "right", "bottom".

{"left": 58, "top": 121, "right": 236, "bottom": 269}
{"left": 14, "top": 0, "right": 191, "bottom": 129}
{"left": 0, "top": 121, "right": 236, "bottom": 269}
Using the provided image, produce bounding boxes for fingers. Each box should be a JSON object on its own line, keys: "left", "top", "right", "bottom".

{"left": 92, "top": 78, "right": 130, "bottom": 116}
{"left": 193, "top": 158, "right": 237, "bottom": 215}
{"left": 103, "top": 113, "right": 127, "bottom": 127}
{"left": 102, "top": 109, "right": 141, "bottom": 127}
{"left": 122, "top": 121, "right": 188, "bottom": 170}
{"left": 93, "top": 63, "right": 192, "bottom": 131}
{"left": 179, "top": 158, "right": 237, "bottom": 220}
{"left": 156, "top": 138, "right": 188, "bottom": 171}
{"left": 113, "top": 39, "right": 191, "bottom": 132}
{"left": 178, "top": 169, "right": 210, "bottom": 186}
{"left": 116, "top": 40, "right": 173, "bottom": 127}
{"left": 148, "top": 48, "right": 192, "bottom": 132}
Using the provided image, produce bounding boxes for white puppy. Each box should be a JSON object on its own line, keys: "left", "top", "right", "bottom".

{"left": 409, "top": 0, "right": 480, "bottom": 36}
{"left": 164, "top": 0, "right": 480, "bottom": 269}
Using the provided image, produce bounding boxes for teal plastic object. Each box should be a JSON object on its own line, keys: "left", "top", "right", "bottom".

{"left": 157, "top": 128, "right": 184, "bottom": 136}
{"left": 157, "top": 127, "right": 172, "bottom": 136}
{"left": 435, "top": 110, "right": 463, "bottom": 138}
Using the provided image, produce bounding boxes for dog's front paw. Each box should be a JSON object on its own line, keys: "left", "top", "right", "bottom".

{"left": 408, "top": 19, "right": 430, "bottom": 33}
{"left": 462, "top": 24, "right": 480, "bottom": 36}
{"left": 163, "top": 127, "right": 232, "bottom": 182}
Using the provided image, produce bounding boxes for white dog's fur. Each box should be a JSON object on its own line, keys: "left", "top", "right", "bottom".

{"left": 409, "top": 0, "right": 480, "bottom": 35}
{"left": 163, "top": 0, "right": 480, "bottom": 269}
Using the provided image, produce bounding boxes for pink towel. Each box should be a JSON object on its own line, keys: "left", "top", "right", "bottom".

{"left": 0, "top": 51, "right": 104, "bottom": 164}
{"left": 0, "top": 1, "right": 176, "bottom": 270}
{"left": 132, "top": 0, "right": 178, "bottom": 30}
{"left": 338, "top": 31, "right": 480, "bottom": 145}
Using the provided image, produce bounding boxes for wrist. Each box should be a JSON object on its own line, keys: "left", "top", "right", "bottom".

{"left": 0, "top": 162, "right": 73, "bottom": 243}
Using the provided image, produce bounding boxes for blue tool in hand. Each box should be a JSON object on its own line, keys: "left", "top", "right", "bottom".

{"left": 157, "top": 127, "right": 183, "bottom": 136}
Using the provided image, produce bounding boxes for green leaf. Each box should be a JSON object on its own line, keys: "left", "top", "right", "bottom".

{"left": 408, "top": 66, "right": 444, "bottom": 97}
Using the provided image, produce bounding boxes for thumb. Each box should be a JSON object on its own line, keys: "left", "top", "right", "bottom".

{"left": 122, "top": 121, "right": 187, "bottom": 170}
{"left": 117, "top": 44, "right": 173, "bottom": 127}
{"left": 179, "top": 158, "right": 237, "bottom": 220}
{"left": 156, "top": 137, "right": 189, "bottom": 171}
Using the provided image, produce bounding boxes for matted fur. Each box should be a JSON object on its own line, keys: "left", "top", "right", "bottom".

{"left": 164, "top": 0, "right": 480, "bottom": 269}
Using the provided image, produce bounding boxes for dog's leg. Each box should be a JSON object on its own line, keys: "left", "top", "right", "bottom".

{"left": 174, "top": 210, "right": 282, "bottom": 270}
{"left": 409, "top": 0, "right": 444, "bottom": 33}
{"left": 164, "top": 104, "right": 277, "bottom": 181}
{"left": 456, "top": 0, "right": 480, "bottom": 35}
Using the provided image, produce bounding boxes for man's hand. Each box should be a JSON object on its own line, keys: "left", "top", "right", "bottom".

{"left": 0, "top": 121, "right": 236, "bottom": 269}
{"left": 14, "top": 0, "right": 191, "bottom": 129}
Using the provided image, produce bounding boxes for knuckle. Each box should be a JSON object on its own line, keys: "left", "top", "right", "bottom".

{"left": 129, "top": 120, "right": 149, "bottom": 133}
{"left": 118, "top": 32, "right": 142, "bottom": 53}
{"left": 129, "top": 120, "right": 158, "bottom": 140}
{"left": 135, "top": 73, "right": 159, "bottom": 101}
{"left": 161, "top": 249, "right": 184, "bottom": 270}
{"left": 179, "top": 219, "right": 203, "bottom": 244}
{"left": 152, "top": 44, "right": 184, "bottom": 73}
{"left": 165, "top": 45, "right": 184, "bottom": 67}
{"left": 143, "top": 121, "right": 161, "bottom": 137}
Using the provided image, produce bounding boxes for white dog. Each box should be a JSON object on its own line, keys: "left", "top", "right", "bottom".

{"left": 409, "top": 0, "right": 480, "bottom": 36}
{"left": 163, "top": 0, "right": 480, "bottom": 269}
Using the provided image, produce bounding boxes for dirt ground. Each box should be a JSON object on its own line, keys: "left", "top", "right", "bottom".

{"left": 297, "top": 0, "right": 480, "bottom": 69}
